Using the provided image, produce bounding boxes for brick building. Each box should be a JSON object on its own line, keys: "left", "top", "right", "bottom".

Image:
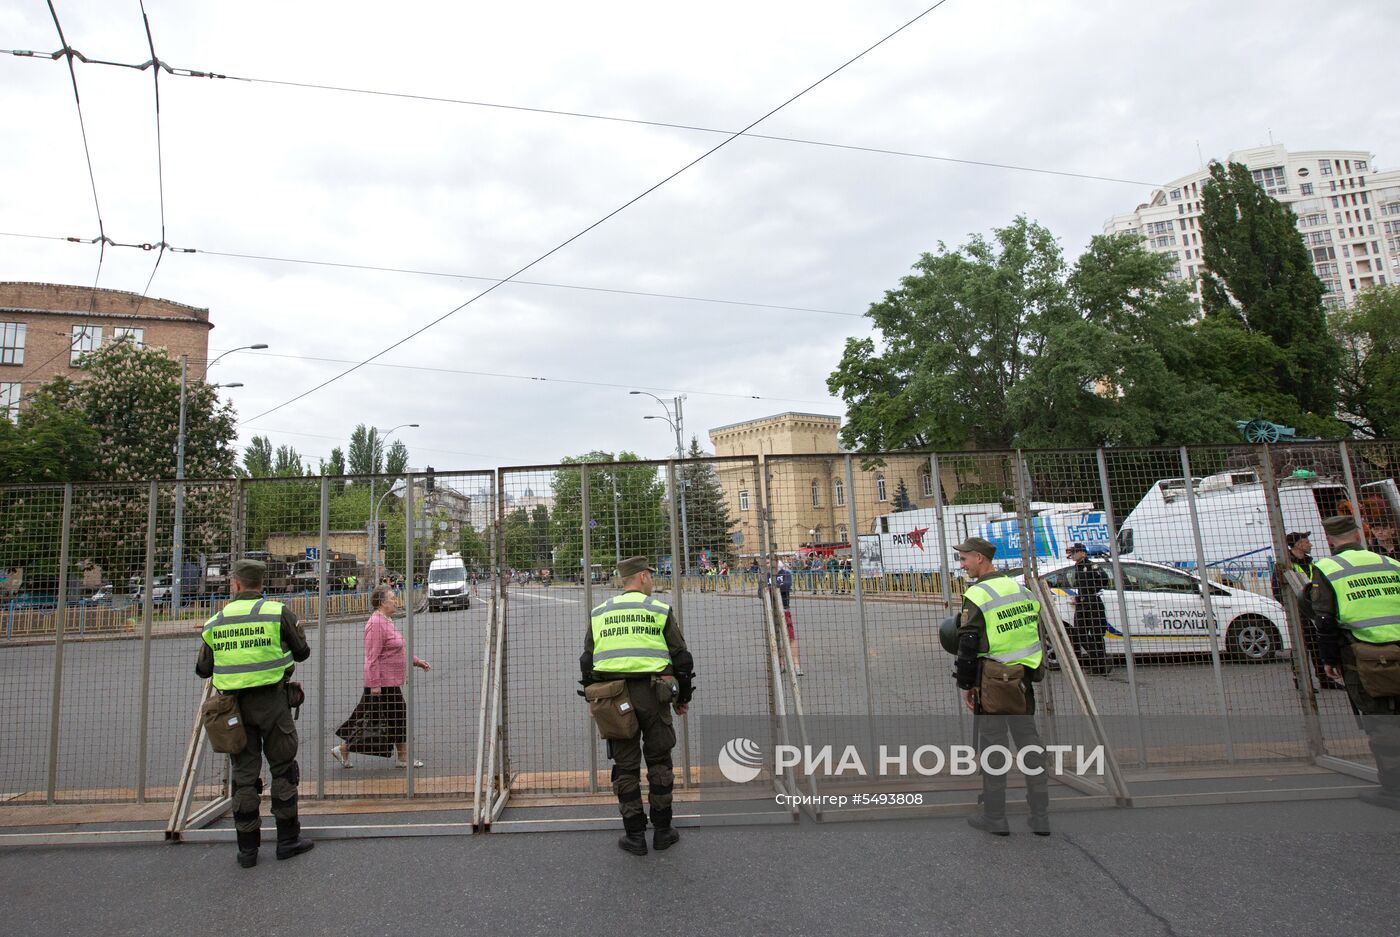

{"left": 708, "top": 412, "right": 959, "bottom": 556}
{"left": 0, "top": 282, "right": 213, "bottom": 419}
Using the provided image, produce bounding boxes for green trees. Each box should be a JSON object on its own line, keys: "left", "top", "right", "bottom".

{"left": 830, "top": 218, "right": 1240, "bottom": 451}
{"left": 1198, "top": 160, "right": 1342, "bottom": 432}
{"left": 1333, "top": 285, "right": 1400, "bottom": 438}
{"left": 681, "top": 436, "right": 736, "bottom": 566}
{"left": 551, "top": 451, "right": 668, "bottom": 574}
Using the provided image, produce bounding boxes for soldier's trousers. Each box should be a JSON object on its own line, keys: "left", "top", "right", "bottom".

{"left": 1342, "top": 654, "right": 1400, "bottom": 795}
{"left": 228, "top": 681, "right": 301, "bottom": 833}
{"left": 607, "top": 677, "right": 675, "bottom": 833}
{"left": 975, "top": 714, "right": 1049, "bottom": 820}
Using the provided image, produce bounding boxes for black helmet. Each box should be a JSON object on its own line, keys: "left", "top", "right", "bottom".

{"left": 938, "top": 614, "right": 960, "bottom": 655}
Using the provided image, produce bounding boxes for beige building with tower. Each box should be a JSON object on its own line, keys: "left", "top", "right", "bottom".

{"left": 708, "top": 412, "right": 958, "bottom": 557}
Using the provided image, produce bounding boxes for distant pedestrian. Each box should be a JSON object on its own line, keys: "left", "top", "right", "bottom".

{"left": 760, "top": 559, "right": 802, "bottom": 675}
{"left": 1066, "top": 544, "right": 1109, "bottom": 675}
{"left": 332, "top": 586, "right": 431, "bottom": 769}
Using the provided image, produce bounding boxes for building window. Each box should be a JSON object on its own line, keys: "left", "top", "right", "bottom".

{"left": 738, "top": 490, "right": 749, "bottom": 512}
{"left": 1250, "top": 166, "right": 1287, "bottom": 194}
{"left": 876, "top": 477, "right": 887, "bottom": 502}
{"left": 1145, "top": 220, "right": 1175, "bottom": 236}
{"left": 921, "top": 472, "right": 933, "bottom": 497}
{"left": 0, "top": 382, "right": 19, "bottom": 422}
{"left": 837, "top": 525, "right": 848, "bottom": 544}
{"left": 1170, "top": 188, "right": 1182, "bottom": 200}
{"left": 1299, "top": 183, "right": 1313, "bottom": 196}
{"left": 112, "top": 327, "right": 145, "bottom": 348}
{"left": 1357, "top": 159, "right": 1369, "bottom": 171}
{"left": 0, "top": 322, "right": 25, "bottom": 365}
{"left": 810, "top": 479, "right": 821, "bottom": 508}
{"left": 71, "top": 325, "right": 102, "bottom": 364}
{"left": 1319, "top": 160, "right": 1333, "bottom": 176}
{"left": 833, "top": 478, "right": 845, "bottom": 507}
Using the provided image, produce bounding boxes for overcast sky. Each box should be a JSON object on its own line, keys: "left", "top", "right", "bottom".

{"left": 3, "top": 0, "right": 1398, "bottom": 472}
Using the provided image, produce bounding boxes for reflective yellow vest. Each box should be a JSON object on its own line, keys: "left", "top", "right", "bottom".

{"left": 1314, "top": 550, "right": 1400, "bottom": 645}
{"left": 201, "top": 597, "right": 292, "bottom": 691}
{"left": 965, "top": 575, "right": 1044, "bottom": 668}
{"left": 590, "top": 591, "right": 671, "bottom": 674}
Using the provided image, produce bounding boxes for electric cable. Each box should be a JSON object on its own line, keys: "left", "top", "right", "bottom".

{"left": 244, "top": 1, "right": 957, "bottom": 424}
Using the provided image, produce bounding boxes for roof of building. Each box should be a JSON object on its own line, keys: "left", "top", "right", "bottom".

{"left": 709, "top": 412, "right": 841, "bottom": 434}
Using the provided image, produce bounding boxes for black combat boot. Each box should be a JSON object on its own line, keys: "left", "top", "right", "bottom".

{"left": 967, "top": 790, "right": 1009, "bottom": 836}
{"left": 650, "top": 804, "right": 679, "bottom": 850}
{"left": 235, "top": 828, "right": 260, "bottom": 868}
{"left": 617, "top": 813, "right": 648, "bottom": 856}
{"left": 274, "top": 817, "right": 315, "bottom": 860}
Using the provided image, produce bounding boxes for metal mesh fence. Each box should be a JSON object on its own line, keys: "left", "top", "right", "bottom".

{"left": 2, "top": 441, "right": 1393, "bottom": 814}
{"left": 492, "top": 456, "right": 778, "bottom": 805}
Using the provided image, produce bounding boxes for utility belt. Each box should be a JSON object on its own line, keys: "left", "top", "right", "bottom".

{"left": 584, "top": 673, "right": 679, "bottom": 740}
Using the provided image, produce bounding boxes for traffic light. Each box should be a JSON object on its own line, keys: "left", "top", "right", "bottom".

{"left": 425, "top": 466, "right": 435, "bottom": 492}
{"left": 377, "top": 521, "right": 386, "bottom": 550}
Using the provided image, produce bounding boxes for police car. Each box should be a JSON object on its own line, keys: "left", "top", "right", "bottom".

{"left": 1028, "top": 558, "right": 1292, "bottom": 662}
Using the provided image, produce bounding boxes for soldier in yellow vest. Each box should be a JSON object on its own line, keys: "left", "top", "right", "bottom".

{"left": 1309, "top": 515, "right": 1400, "bottom": 810}
{"left": 581, "top": 555, "right": 695, "bottom": 855}
{"left": 952, "top": 537, "right": 1051, "bottom": 836}
{"left": 195, "top": 558, "right": 314, "bottom": 867}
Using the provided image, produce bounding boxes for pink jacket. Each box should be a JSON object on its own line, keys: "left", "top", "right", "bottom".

{"left": 363, "top": 610, "right": 420, "bottom": 688}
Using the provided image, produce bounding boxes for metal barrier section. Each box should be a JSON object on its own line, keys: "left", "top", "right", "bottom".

{"left": 1, "top": 441, "right": 1395, "bottom": 842}
{"left": 486, "top": 456, "right": 796, "bottom": 831}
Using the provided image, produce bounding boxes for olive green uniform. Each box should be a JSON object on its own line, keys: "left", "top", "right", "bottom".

{"left": 195, "top": 592, "right": 311, "bottom": 834}
{"left": 1309, "top": 546, "right": 1400, "bottom": 797}
{"left": 954, "top": 572, "right": 1049, "bottom": 822}
{"left": 580, "top": 595, "right": 694, "bottom": 835}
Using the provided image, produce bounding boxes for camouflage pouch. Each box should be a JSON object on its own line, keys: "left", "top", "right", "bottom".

{"left": 200, "top": 692, "right": 247, "bottom": 754}
{"left": 584, "top": 679, "right": 639, "bottom": 740}
{"left": 978, "top": 660, "right": 1029, "bottom": 715}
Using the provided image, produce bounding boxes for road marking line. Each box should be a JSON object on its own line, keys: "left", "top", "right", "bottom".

{"left": 507, "top": 592, "right": 581, "bottom": 605}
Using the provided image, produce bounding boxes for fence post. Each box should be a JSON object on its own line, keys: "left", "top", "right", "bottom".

{"left": 844, "top": 457, "right": 877, "bottom": 739}
{"left": 1178, "top": 447, "right": 1235, "bottom": 763}
{"left": 403, "top": 475, "right": 417, "bottom": 798}
{"left": 1095, "top": 448, "right": 1148, "bottom": 767}
{"left": 930, "top": 453, "right": 952, "bottom": 605}
{"left": 1258, "top": 447, "right": 1327, "bottom": 760}
{"left": 666, "top": 460, "right": 693, "bottom": 790}
{"left": 136, "top": 481, "right": 158, "bottom": 802}
{"left": 580, "top": 465, "right": 597, "bottom": 794}
{"left": 315, "top": 477, "right": 329, "bottom": 799}
{"left": 1337, "top": 441, "right": 1368, "bottom": 548}
{"left": 46, "top": 483, "right": 73, "bottom": 804}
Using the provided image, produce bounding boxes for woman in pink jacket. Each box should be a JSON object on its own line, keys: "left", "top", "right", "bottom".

{"left": 332, "top": 586, "right": 431, "bottom": 768}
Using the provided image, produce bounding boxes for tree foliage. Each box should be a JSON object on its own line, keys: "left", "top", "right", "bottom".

{"left": 385, "top": 439, "right": 409, "bottom": 476}
{"left": 551, "top": 451, "right": 668, "bottom": 574}
{"left": 830, "top": 218, "right": 1241, "bottom": 451}
{"left": 347, "top": 424, "right": 383, "bottom": 475}
{"left": 681, "top": 436, "right": 736, "bottom": 567}
{"left": 1333, "top": 285, "right": 1400, "bottom": 438}
{"left": 1198, "top": 159, "right": 1342, "bottom": 426}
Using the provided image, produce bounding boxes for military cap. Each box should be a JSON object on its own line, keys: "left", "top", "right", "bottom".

{"left": 1322, "top": 515, "right": 1359, "bottom": 538}
{"left": 231, "top": 558, "right": 267, "bottom": 582}
{"left": 953, "top": 536, "right": 996, "bottom": 560}
{"left": 1067, "top": 542, "right": 1088, "bottom": 555}
{"left": 1285, "top": 531, "right": 1311, "bottom": 547}
{"left": 617, "top": 556, "right": 656, "bottom": 578}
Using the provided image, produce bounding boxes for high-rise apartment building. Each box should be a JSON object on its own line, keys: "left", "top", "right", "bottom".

{"left": 1104, "top": 144, "right": 1400, "bottom": 309}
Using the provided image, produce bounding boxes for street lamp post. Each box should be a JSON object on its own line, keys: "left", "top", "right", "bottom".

{"left": 173, "top": 344, "right": 265, "bottom": 614}
{"left": 367, "top": 423, "right": 419, "bottom": 584}
{"left": 631, "top": 391, "right": 691, "bottom": 574}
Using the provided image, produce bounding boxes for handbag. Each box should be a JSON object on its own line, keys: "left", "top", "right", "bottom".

{"left": 978, "top": 660, "right": 1029, "bottom": 715}
{"left": 200, "top": 692, "right": 247, "bottom": 754}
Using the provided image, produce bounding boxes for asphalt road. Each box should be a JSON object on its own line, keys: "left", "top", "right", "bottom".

{"left": 4, "top": 799, "right": 1400, "bottom": 937}
{"left": 0, "top": 584, "right": 1374, "bottom": 800}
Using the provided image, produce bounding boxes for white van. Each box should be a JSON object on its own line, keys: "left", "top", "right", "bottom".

{"left": 427, "top": 554, "right": 470, "bottom": 611}
{"left": 1118, "top": 470, "right": 1399, "bottom": 593}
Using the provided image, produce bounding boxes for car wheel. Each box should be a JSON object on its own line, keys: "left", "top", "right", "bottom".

{"left": 1227, "top": 616, "right": 1280, "bottom": 662}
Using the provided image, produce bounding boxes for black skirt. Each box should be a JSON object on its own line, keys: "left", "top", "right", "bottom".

{"left": 336, "top": 686, "right": 406, "bottom": 757}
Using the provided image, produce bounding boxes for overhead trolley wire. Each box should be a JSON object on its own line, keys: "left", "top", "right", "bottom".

{"left": 134, "top": 0, "right": 168, "bottom": 304}
{"left": 243, "top": 1, "right": 956, "bottom": 425}
{"left": 3, "top": 16, "right": 1163, "bottom": 190}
